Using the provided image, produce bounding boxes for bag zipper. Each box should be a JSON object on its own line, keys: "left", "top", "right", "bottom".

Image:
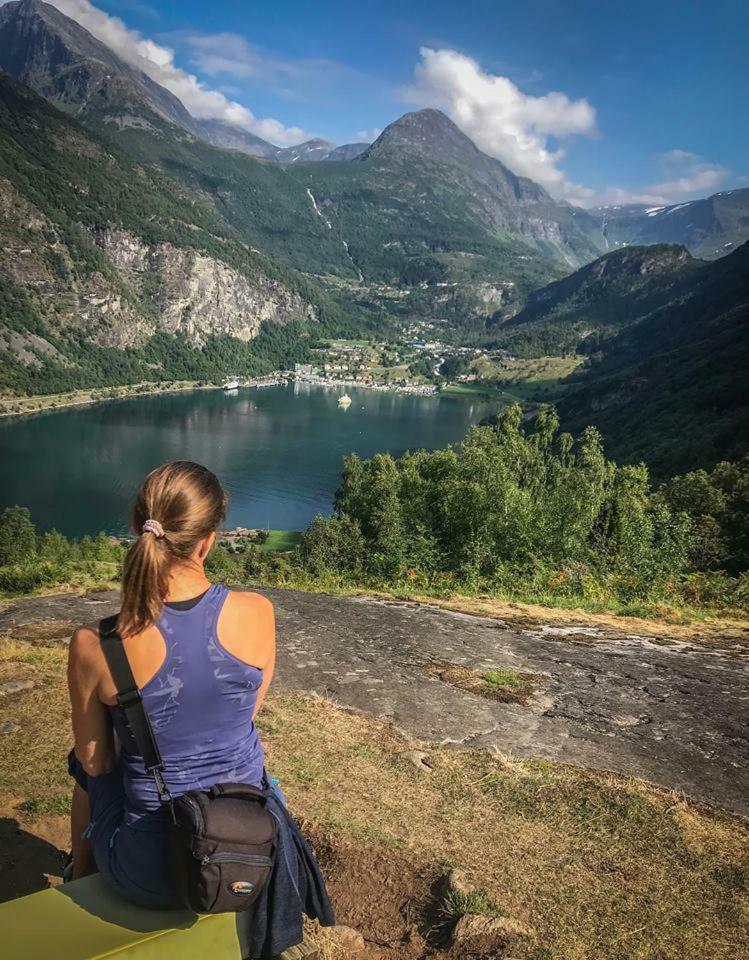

{"left": 195, "top": 851, "right": 273, "bottom": 867}
{"left": 181, "top": 794, "right": 205, "bottom": 835}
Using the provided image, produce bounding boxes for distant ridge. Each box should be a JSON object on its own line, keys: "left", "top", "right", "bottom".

{"left": 592, "top": 188, "right": 749, "bottom": 261}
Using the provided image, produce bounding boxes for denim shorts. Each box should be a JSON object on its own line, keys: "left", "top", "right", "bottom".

{"left": 69, "top": 750, "right": 186, "bottom": 909}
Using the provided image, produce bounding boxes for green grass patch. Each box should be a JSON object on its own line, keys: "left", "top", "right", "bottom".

{"left": 482, "top": 668, "right": 523, "bottom": 690}
{"left": 19, "top": 793, "right": 72, "bottom": 819}
{"left": 441, "top": 382, "right": 504, "bottom": 399}
{"left": 441, "top": 887, "right": 504, "bottom": 921}
{"left": 428, "top": 662, "right": 538, "bottom": 703}
{"left": 260, "top": 530, "right": 303, "bottom": 553}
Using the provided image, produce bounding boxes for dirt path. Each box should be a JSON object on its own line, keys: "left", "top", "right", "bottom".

{"left": 1, "top": 588, "right": 747, "bottom": 817}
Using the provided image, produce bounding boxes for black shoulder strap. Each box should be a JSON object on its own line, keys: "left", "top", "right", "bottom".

{"left": 98, "top": 615, "right": 172, "bottom": 804}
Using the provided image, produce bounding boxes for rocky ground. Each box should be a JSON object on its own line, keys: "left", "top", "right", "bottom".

{"left": 1, "top": 587, "right": 747, "bottom": 817}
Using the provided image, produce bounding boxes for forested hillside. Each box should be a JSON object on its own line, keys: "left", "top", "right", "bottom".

{"left": 558, "top": 242, "right": 749, "bottom": 474}
{"left": 0, "top": 74, "right": 365, "bottom": 394}
{"left": 489, "top": 243, "right": 749, "bottom": 474}
{"left": 488, "top": 244, "right": 699, "bottom": 356}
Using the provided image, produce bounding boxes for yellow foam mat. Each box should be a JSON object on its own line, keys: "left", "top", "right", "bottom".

{"left": 0, "top": 875, "right": 246, "bottom": 959}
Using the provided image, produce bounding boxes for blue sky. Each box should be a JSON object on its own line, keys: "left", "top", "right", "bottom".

{"left": 53, "top": 0, "right": 747, "bottom": 205}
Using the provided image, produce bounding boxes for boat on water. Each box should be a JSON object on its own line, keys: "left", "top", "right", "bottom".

{"left": 338, "top": 393, "right": 352, "bottom": 407}
{"left": 223, "top": 378, "right": 241, "bottom": 391}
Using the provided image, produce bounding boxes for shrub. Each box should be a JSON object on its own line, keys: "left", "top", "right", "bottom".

{"left": 0, "top": 506, "right": 37, "bottom": 565}
{"left": 0, "top": 562, "right": 70, "bottom": 594}
{"left": 299, "top": 515, "right": 365, "bottom": 576}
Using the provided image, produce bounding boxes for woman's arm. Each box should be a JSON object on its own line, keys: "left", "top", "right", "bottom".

{"left": 217, "top": 591, "right": 277, "bottom": 718}
{"left": 67, "top": 627, "right": 115, "bottom": 776}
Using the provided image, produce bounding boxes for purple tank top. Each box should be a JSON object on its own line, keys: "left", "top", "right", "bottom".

{"left": 110, "top": 583, "right": 265, "bottom": 824}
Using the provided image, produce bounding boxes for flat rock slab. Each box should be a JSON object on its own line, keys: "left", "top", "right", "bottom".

{"left": 1, "top": 589, "right": 747, "bottom": 817}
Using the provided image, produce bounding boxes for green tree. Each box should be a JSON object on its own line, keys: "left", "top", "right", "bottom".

{"left": 299, "top": 515, "right": 365, "bottom": 576}
{"left": 38, "top": 529, "right": 71, "bottom": 563}
{"left": 660, "top": 456, "right": 749, "bottom": 573}
{"left": 0, "top": 506, "right": 37, "bottom": 565}
{"left": 313, "top": 403, "right": 700, "bottom": 598}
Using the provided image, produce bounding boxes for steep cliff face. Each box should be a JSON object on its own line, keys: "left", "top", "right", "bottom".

{"left": 95, "top": 229, "right": 317, "bottom": 346}
{"left": 0, "top": 182, "right": 317, "bottom": 366}
{"left": 0, "top": 176, "right": 149, "bottom": 354}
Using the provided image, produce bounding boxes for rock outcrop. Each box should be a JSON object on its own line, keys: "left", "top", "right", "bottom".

{"left": 95, "top": 229, "right": 316, "bottom": 346}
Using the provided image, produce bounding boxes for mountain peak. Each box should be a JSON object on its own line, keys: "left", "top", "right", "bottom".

{"left": 390, "top": 107, "right": 460, "bottom": 130}
{"left": 299, "top": 137, "right": 336, "bottom": 149}
{"left": 0, "top": 0, "right": 194, "bottom": 130}
{"left": 362, "top": 108, "right": 478, "bottom": 161}
{"left": 358, "top": 106, "right": 557, "bottom": 209}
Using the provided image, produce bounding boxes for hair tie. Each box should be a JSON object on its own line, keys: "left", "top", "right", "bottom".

{"left": 142, "top": 519, "right": 165, "bottom": 539}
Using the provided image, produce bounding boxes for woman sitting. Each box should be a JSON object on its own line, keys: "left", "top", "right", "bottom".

{"left": 66, "top": 460, "right": 332, "bottom": 952}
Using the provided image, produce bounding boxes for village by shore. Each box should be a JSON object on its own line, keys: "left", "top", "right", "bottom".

{"left": 0, "top": 368, "right": 438, "bottom": 421}
{"left": 0, "top": 327, "right": 563, "bottom": 421}
{"left": 290, "top": 368, "right": 437, "bottom": 396}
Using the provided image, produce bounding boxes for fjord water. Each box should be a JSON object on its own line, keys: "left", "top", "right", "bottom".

{"left": 0, "top": 383, "right": 499, "bottom": 537}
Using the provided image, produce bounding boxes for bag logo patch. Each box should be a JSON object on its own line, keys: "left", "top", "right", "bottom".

{"left": 228, "top": 880, "right": 255, "bottom": 896}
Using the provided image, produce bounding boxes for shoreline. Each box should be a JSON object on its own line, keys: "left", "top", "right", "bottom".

{"left": 0, "top": 374, "right": 290, "bottom": 421}
{"left": 0, "top": 372, "right": 450, "bottom": 421}
{"left": 0, "top": 380, "right": 210, "bottom": 420}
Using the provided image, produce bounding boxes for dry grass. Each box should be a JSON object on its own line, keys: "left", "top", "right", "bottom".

{"left": 260, "top": 696, "right": 749, "bottom": 959}
{"left": 0, "top": 633, "right": 747, "bottom": 958}
{"left": 394, "top": 592, "right": 749, "bottom": 650}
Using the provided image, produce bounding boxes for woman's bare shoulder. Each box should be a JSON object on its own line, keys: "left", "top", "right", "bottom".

{"left": 227, "top": 589, "right": 274, "bottom": 616}
{"left": 68, "top": 623, "right": 102, "bottom": 661}
{"left": 67, "top": 624, "right": 107, "bottom": 685}
{"left": 218, "top": 590, "right": 275, "bottom": 667}
{"left": 221, "top": 589, "right": 275, "bottom": 637}
{"left": 229, "top": 590, "right": 273, "bottom": 611}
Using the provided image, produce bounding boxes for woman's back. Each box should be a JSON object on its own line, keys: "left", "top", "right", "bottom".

{"left": 67, "top": 460, "right": 278, "bottom": 910}
{"left": 68, "top": 581, "right": 275, "bottom": 908}
{"left": 109, "top": 584, "right": 266, "bottom": 823}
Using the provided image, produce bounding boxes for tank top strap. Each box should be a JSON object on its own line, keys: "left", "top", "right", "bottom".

{"left": 203, "top": 582, "right": 230, "bottom": 640}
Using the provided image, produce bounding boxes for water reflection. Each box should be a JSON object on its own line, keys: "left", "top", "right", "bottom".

{"left": 0, "top": 384, "right": 500, "bottom": 536}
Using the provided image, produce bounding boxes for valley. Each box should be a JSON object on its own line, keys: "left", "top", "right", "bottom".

{"left": 0, "top": 0, "right": 746, "bottom": 480}
{"left": 0, "top": 5, "right": 746, "bottom": 958}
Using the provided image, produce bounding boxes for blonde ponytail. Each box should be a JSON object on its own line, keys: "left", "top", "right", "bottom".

{"left": 118, "top": 461, "right": 227, "bottom": 637}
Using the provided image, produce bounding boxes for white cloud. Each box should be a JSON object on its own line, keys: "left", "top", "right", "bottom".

{"left": 181, "top": 32, "right": 266, "bottom": 80}
{"left": 355, "top": 127, "right": 381, "bottom": 142}
{"left": 404, "top": 47, "right": 597, "bottom": 198}
{"left": 403, "top": 48, "right": 732, "bottom": 208}
{"left": 594, "top": 150, "right": 729, "bottom": 207}
{"left": 42, "top": 0, "right": 313, "bottom": 145}
{"left": 650, "top": 149, "right": 727, "bottom": 198}
{"left": 173, "top": 29, "right": 379, "bottom": 107}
